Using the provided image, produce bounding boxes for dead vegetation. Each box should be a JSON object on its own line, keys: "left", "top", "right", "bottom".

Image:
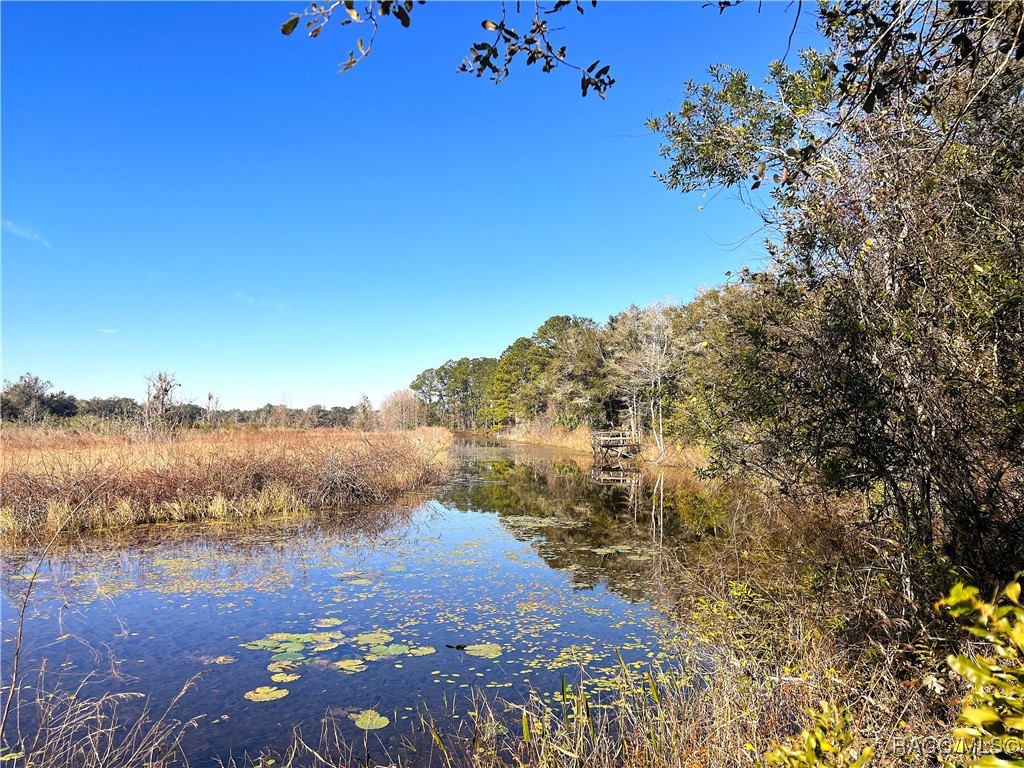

{"left": 0, "top": 427, "right": 453, "bottom": 539}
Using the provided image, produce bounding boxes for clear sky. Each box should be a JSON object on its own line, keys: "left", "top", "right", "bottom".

{"left": 2, "top": 2, "right": 818, "bottom": 409}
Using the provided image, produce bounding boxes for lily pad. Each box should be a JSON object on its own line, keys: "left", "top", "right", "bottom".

{"left": 314, "top": 618, "right": 343, "bottom": 627}
{"left": 240, "top": 639, "right": 280, "bottom": 650}
{"left": 369, "top": 643, "right": 409, "bottom": 656}
{"left": 277, "top": 642, "right": 305, "bottom": 653}
{"left": 334, "top": 659, "right": 367, "bottom": 673}
{"left": 354, "top": 630, "right": 393, "bottom": 645}
{"left": 350, "top": 709, "right": 389, "bottom": 730}
{"left": 267, "top": 660, "right": 299, "bottom": 674}
{"left": 270, "top": 652, "right": 304, "bottom": 661}
{"left": 244, "top": 686, "right": 289, "bottom": 702}
{"left": 347, "top": 578, "right": 374, "bottom": 586}
{"left": 406, "top": 646, "right": 436, "bottom": 656}
{"left": 270, "top": 672, "right": 301, "bottom": 683}
{"left": 312, "top": 642, "right": 340, "bottom": 652}
{"left": 464, "top": 643, "right": 503, "bottom": 659}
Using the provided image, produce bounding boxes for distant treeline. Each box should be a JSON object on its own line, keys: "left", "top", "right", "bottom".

{"left": 0, "top": 372, "right": 364, "bottom": 429}
{"left": 409, "top": 309, "right": 682, "bottom": 451}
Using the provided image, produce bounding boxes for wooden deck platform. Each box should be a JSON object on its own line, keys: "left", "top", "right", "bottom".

{"left": 591, "top": 430, "right": 640, "bottom": 465}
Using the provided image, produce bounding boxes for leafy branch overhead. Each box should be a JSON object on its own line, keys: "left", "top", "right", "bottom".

{"left": 281, "top": 0, "right": 614, "bottom": 97}
{"left": 651, "top": 1, "right": 1024, "bottom": 199}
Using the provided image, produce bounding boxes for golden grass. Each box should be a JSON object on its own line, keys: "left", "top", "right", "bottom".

{"left": 499, "top": 424, "right": 595, "bottom": 453}
{"left": 0, "top": 426, "right": 453, "bottom": 539}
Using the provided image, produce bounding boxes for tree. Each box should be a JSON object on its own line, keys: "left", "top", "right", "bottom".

{"left": 204, "top": 392, "right": 222, "bottom": 426}
{"left": 379, "top": 389, "right": 422, "bottom": 430}
{"left": 1, "top": 374, "right": 78, "bottom": 423}
{"left": 646, "top": 0, "right": 1024, "bottom": 570}
{"left": 143, "top": 372, "right": 180, "bottom": 431}
{"left": 353, "top": 394, "right": 377, "bottom": 431}
{"left": 78, "top": 396, "right": 141, "bottom": 421}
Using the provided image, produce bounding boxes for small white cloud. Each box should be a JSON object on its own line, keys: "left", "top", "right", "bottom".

{"left": 3, "top": 220, "right": 52, "bottom": 249}
{"left": 96, "top": 328, "right": 117, "bottom": 334}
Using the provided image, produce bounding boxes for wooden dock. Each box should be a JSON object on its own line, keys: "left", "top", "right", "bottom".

{"left": 590, "top": 466, "right": 640, "bottom": 486}
{"left": 591, "top": 430, "right": 640, "bottom": 465}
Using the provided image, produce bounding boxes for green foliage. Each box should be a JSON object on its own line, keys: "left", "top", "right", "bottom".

{"left": 1, "top": 373, "right": 78, "bottom": 422}
{"left": 940, "top": 579, "right": 1024, "bottom": 767}
{"left": 760, "top": 701, "right": 874, "bottom": 768}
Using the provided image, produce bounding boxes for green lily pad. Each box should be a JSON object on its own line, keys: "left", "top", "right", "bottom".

{"left": 354, "top": 630, "right": 393, "bottom": 645}
{"left": 240, "top": 639, "right": 280, "bottom": 650}
{"left": 270, "top": 672, "right": 301, "bottom": 683}
{"left": 464, "top": 643, "right": 503, "bottom": 659}
{"left": 277, "top": 642, "right": 305, "bottom": 653}
{"left": 348, "top": 578, "right": 374, "bottom": 586}
{"left": 244, "top": 686, "right": 289, "bottom": 702}
{"left": 270, "top": 652, "right": 304, "bottom": 661}
{"left": 312, "top": 642, "right": 340, "bottom": 652}
{"left": 350, "top": 709, "right": 389, "bottom": 730}
{"left": 267, "top": 660, "right": 299, "bottom": 674}
{"left": 369, "top": 643, "right": 409, "bottom": 656}
{"left": 334, "top": 659, "right": 367, "bottom": 673}
{"left": 406, "top": 646, "right": 436, "bottom": 656}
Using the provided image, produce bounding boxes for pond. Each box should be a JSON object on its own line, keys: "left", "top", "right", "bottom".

{"left": 1, "top": 441, "right": 730, "bottom": 765}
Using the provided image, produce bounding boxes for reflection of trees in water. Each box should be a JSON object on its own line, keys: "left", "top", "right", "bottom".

{"left": 436, "top": 450, "right": 743, "bottom": 606}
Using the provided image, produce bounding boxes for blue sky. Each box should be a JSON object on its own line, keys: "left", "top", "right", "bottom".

{"left": 2, "top": 2, "right": 818, "bottom": 409}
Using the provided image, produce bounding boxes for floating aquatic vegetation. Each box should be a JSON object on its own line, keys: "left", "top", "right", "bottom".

{"left": 270, "top": 672, "right": 301, "bottom": 683}
{"left": 369, "top": 643, "right": 409, "bottom": 656}
{"left": 334, "top": 659, "right": 367, "bottom": 673}
{"left": 406, "top": 645, "right": 436, "bottom": 656}
{"left": 350, "top": 709, "right": 389, "bottom": 730}
{"left": 353, "top": 630, "right": 393, "bottom": 645}
{"left": 240, "top": 639, "right": 280, "bottom": 650}
{"left": 199, "top": 655, "right": 237, "bottom": 665}
{"left": 244, "top": 686, "right": 289, "bottom": 702}
{"left": 314, "top": 618, "right": 343, "bottom": 627}
{"left": 463, "top": 642, "right": 503, "bottom": 659}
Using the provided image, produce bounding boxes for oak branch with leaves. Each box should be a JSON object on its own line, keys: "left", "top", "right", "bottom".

{"left": 280, "top": 0, "right": 615, "bottom": 97}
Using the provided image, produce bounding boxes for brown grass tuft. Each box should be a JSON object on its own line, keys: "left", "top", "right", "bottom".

{"left": 1, "top": 427, "right": 453, "bottom": 539}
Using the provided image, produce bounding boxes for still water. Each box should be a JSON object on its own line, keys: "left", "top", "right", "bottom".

{"left": 1, "top": 442, "right": 721, "bottom": 764}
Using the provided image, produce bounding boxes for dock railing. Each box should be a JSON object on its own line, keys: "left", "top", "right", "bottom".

{"left": 591, "top": 430, "right": 640, "bottom": 465}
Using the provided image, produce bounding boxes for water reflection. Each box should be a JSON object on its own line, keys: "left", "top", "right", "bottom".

{"left": 1, "top": 441, "right": 735, "bottom": 766}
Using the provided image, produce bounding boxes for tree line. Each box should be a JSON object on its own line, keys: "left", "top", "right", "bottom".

{"left": 0, "top": 372, "right": 368, "bottom": 430}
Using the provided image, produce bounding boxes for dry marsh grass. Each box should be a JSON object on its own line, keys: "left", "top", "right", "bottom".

{"left": 0, "top": 427, "right": 453, "bottom": 539}
{"left": 499, "top": 425, "right": 593, "bottom": 453}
